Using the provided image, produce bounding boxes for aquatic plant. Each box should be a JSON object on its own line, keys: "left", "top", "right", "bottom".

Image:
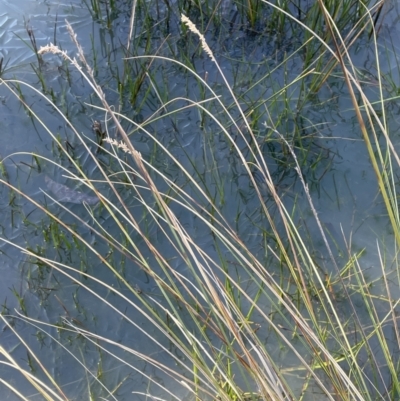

{"left": 1, "top": 0, "right": 399, "bottom": 400}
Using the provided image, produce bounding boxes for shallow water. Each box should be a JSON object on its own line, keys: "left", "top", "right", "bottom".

{"left": 1, "top": 0, "right": 400, "bottom": 400}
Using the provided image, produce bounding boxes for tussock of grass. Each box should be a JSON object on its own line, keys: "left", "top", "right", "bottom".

{"left": 0, "top": 2, "right": 399, "bottom": 401}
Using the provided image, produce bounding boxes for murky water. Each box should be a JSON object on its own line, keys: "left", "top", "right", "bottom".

{"left": 1, "top": 0, "right": 400, "bottom": 400}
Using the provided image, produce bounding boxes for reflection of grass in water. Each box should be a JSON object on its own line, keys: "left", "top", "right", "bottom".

{"left": 1, "top": 2, "right": 400, "bottom": 401}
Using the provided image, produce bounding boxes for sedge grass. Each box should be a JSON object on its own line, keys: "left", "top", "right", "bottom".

{"left": 0, "top": 1, "right": 399, "bottom": 400}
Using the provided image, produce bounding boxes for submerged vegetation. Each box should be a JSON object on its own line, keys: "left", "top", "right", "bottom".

{"left": 1, "top": 0, "right": 400, "bottom": 400}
